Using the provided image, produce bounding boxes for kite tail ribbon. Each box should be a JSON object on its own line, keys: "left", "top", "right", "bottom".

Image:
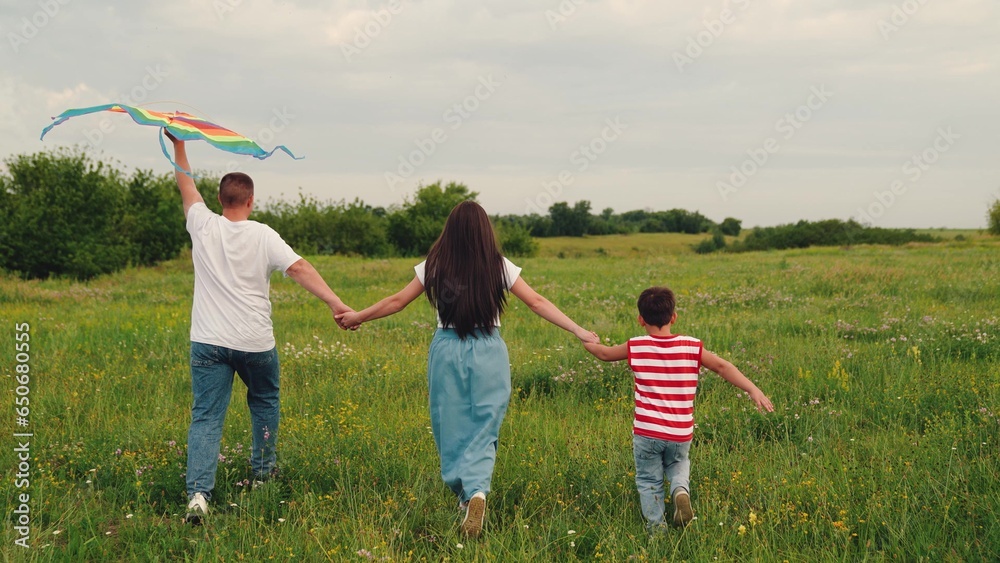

{"left": 158, "top": 128, "right": 200, "bottom": 179}
{"left": 40, "top": 103, "right": 121, "bottom": 141}
{"left": 259, "top": 145, "right": 303, "bottom": 161}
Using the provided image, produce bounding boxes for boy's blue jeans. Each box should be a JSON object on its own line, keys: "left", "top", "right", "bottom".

{"left": 633, "top": 434, "right": 691, "bottom": 530}
{"left": 186, "top": 342, "right": 280, "bottom": 500}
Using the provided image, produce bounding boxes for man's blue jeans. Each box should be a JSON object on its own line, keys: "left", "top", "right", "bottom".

{"left": 633, "top": 434, "right": 691, "bottom": 530}
{"left": 186, "top": 342, "right": 280, "bottom": 499}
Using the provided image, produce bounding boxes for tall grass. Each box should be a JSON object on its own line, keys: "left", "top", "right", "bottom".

{"left": 1, "top": 237, "right": 998, "bottom": 560}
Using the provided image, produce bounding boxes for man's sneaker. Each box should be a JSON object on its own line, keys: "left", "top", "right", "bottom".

{"left": 185, "top": 492, "right": 209, "bottom": 525}
{"left": 460, "top": 492, "right": 486, "bottom": 538}
{"left": 672, "top": 489, "right": 693, "bottom": 528}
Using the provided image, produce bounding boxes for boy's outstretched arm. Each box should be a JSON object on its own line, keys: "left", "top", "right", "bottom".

{"left": 701, "top": 349, "right": 774, "bottom": 412}
{"left": 583, "top": 342, "right": 628, "bottom": 362}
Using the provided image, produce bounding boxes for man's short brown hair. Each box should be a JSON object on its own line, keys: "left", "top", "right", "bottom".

{"left": 219, "top": 172, "right": 254, "bottom": 208}
{"left": 637, "top": 286, "right": 676, "bottom": 328}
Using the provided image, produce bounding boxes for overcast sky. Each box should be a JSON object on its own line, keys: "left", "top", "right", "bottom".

{"left": 1, "top": 0, "right": 997, "bottom": 228}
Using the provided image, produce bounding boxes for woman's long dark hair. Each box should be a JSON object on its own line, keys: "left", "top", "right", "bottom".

{"left": 425, "top": 201, "right": 508, "bottom": 339}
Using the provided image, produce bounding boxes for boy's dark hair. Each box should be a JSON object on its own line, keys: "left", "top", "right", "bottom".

{"left": 637, "top": 286, "right": 675, "bottom": 328}
{"left": 219, "top": 172, "right": 254, "bottom": 208}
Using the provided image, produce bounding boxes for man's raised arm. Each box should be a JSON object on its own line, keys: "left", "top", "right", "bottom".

{"left": 164, "top": 130, "right": 204, "bottom": 217}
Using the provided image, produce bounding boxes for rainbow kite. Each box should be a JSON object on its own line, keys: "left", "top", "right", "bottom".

{"left": 40, "top": 103, "right": 302, "bottom": 174}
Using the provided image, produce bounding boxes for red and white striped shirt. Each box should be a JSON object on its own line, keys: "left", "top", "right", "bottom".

{"left": 627, "top": 334, "right": 703, "bottom": 442}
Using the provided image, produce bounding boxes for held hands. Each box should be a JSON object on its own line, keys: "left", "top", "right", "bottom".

{"left": 331, "top": 304, "right": 359, "bottom": 331}
{"left": 335, "top": 311, "right": 363, "bottom": 331}
{"left": 574, "top": 327, "right": 600, "bottom": 345}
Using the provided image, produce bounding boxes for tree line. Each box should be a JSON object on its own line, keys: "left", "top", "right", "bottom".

{"left": 1, "top": 149, "right": 981, "bottom": 281}
{"left": 0, "top": 149, "right": 739, "bottom": 279}
{"left": 0, "top": 150, "right": 741, "bottom": 280}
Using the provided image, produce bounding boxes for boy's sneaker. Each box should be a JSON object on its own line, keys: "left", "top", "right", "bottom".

{"left": 460, "top": 492, "right": 486, "bottom": 538}
{"left": 185, "top": 492, "right": 209, "bottom": 525}
{"left": 672, "top": 489, "right": 693, "bottom": 528}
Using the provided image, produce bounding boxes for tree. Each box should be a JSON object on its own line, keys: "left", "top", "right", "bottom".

{"left": 195, "top": 176, "right": 224, "bottom": 215}
{"left": 0, "top": 149, "right": 198, "bottom": 279}
{"left": 327, "top": 199, "right": 392, "bottom": 257}
{"left": 719, "top": 217, "right": 742, "bottom": 237}
{"left": 692, "top": 229, "right": 727, "bottom": 254}
{"left": 1, "top": 150, "right": 132, "bottom": 279}
{"left": 549, "top": 200, "right": 592, "bottom": 237}
{"left": 588, "top": 207, "right": 621, "bottom": 235}
{"left": 989, "top": 198, "right": 1000, "bottom": 236}
{"left": 253, "top": 194, "right": 391, "bottom": 257}
{"left": 495, "top": 219, "right": 539, "bottom": 257}
{"left": 387, "top": 181, "right": 478, "bottom": 256}
{"left": 0, "top": 173, "right": 12, "bottom": 269}
{"left": 255, "top": 192, "right": 332, "bottom": 255}
{"left": 121, "top": 170, "right": 187, "bottom": 266}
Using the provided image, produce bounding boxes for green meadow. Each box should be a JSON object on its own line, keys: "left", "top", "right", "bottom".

{"left": 2, "top": 233, "right": 999, "bottom": 561}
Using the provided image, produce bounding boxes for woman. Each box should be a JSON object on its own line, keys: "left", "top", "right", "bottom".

{"left": 337, "top": 201, "right": 597, "bottom": 537}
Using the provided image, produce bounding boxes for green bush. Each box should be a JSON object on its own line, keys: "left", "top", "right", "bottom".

{"left": 1, "top": 150, "right": 132, "bottom": 280}
{"left": 386, "top": 181, "right": 477, "bottom": 256}
{"left": 729, "top": 219, "right": 937, "bottom": 252}
{"left": 0, "top": 150, "right": 207, "bottom": 279}
{"left": 194, "top": 176, "right": 224, "bottom": 215}
{"left": 495, "top": 219, "right": 539, "bottom": 257}
{"left": 988, "top": 199, "right": 1000, "bottom": 236}
{"left": 332, "top": 200, "right": 392, "bottom": 257}
{"left": 0, "top": 174, "right": 12, "bottom": 269}
{"left": 719, "top": 217, "right": 742, "bottom": 236}
{"left": 121, "top": 170, "right": 187, "bottom": 266}
{"left": 254, "top": 193, "right": 337, "bottom": 256}
{"left": 494, "top": 205, "right": 721, "bottom": 238}
{"left": 255, "top": 194, "right": 393, "bottom": 257}
{"left": 692, "top": 229, "right": 727, "bottom": 254}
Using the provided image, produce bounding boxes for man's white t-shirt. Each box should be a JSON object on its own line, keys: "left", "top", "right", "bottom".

{"left": 186, "top": 202, "right": 301, "bottom": 352}
{"left": 414, "top": 257, "right": 521, "bottom": 328}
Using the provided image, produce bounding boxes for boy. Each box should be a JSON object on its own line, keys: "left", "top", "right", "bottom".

{"left": 583, "top": 286, "right": 773, "bottom": 531}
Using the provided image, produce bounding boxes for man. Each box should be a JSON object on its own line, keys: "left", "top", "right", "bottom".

{"left": 165, "top": 131, "right": 352, "bottom": 524}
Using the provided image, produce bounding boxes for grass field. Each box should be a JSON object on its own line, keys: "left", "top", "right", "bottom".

{"left": 2, "top": 234, "right": 999, "bottom": 561}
